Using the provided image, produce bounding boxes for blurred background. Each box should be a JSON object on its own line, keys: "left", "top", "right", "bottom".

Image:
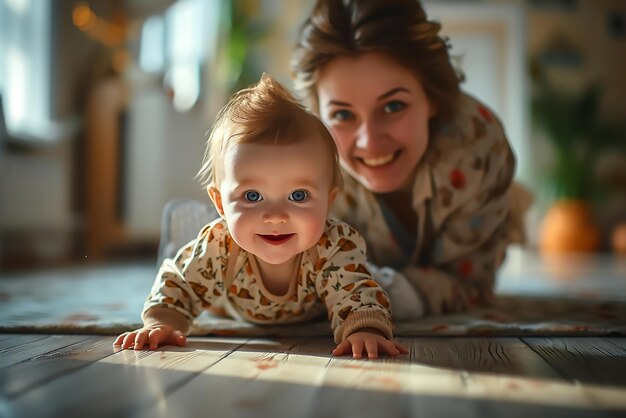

{"left": 0, "top": 0, "right": 625, "bottom": 273}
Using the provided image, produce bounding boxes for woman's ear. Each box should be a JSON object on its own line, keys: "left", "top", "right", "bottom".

{"left": 207, "top": 186, "right": 225, "bottom": 218}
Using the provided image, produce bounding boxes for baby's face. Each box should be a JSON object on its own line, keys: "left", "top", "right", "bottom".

{"left": 211, "top": 135, "right": 337, "bottom": 266}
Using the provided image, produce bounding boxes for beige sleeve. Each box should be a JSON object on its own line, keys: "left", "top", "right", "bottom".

{"left": 142, "top": 222, "right": 224, "bottom": 332}
{"left": 142, "top": 306, "right": 192, "bottom": 335}
{"left": 314, "top": 221, "right": 394, "bottom": 344}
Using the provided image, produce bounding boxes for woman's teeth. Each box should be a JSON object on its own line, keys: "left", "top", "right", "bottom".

{"left": 362, "top": 153, "right": 395, "bottom": 167}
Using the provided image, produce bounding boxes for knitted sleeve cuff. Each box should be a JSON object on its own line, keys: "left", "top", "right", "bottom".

{"left": 334, "top": 309, "right": 393, "bottom": 344}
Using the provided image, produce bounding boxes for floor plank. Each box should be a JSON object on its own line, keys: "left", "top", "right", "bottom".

{"left": 2, "top": 335, "right": 626, "bottom": 417}
{"left": 0, "top": 334, "right": 21, "bottom": 343}
{"left": 0, "top": 335, "right": 117, "bottom": 399}
{"left": 135, "top": 337, "right": 317, "bottom": 418}
{"left": 320, "top": 338, "right": 626, "bottom": 415}
{"left": 0, "top": 334, "right": 50, "bottom": 351}
{"left": 604, "top": 337, "right": 626, "bottom": 350}
{"left": 522, "top": 337, "right": 626, "bottom": 386}
{"left": 137, "top": 337, "right": 626, "bottom": 418}
{"left": 402, "top": 337, "right": 562, "bottom": 380}
{"left": 6, "top": 337, "right": 248, "bottom": 418}
{"left": 0, "top": 335, "right": 90, "bottom": 368}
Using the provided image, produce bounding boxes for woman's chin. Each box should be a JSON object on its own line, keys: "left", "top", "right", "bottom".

{"left": 353, "top": 164, "right": 417, "bottom": 194}
{"left": 348, "top": 164, "right": 410, "bottom": 193}
{"left": 357, "top": 175, "right": 408, "bottom": 194}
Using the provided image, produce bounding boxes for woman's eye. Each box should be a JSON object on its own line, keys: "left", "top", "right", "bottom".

{"left": 331, "top": 109, "right": 354, "bottom": 121}
{"left": 289, "top": 189, "right": 309, "bottom": 202}
{"left": 383, "top": 101, "right": 406, "bottom": 113}
{"left": 243, "top": 190, "right": 262, "bottom": 202}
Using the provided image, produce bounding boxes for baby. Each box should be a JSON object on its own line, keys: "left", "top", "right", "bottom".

{"left": 114, "top": 75, "right": 407, "bottom": 359}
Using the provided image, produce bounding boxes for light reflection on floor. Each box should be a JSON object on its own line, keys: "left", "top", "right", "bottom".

{"left": 104, "top": 338, "right": 626, "bottom": 411}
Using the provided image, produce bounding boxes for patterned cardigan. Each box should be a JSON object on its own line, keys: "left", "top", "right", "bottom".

{"left": 331, "top": 93, "right": 532, "bottom": 316}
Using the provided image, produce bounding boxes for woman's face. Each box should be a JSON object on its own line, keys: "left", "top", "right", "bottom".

{"left": 317, "top": 52, "right": 435, "bottom": 194}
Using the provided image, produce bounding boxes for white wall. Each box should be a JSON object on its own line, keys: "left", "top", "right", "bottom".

{"left": 0, "top": 147, "right": 74, "bottom": 231}
{"left": 424, "top": 1, "right": 530, "bottom": 184}
{"left": 123, "top": 75, "right": 207, "bottom": 240}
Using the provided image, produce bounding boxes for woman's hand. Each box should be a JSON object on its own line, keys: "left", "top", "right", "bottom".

{"left": 113, "top": 324, "right": 187, "bottom": 350}
{"left": 332, "top": 328, "right": 408, "bottom": 359}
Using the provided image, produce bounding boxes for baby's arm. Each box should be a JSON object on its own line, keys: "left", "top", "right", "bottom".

{"left": 332, "top": 328, "right": 407, "bottom": 359}
{"left": 113, "top": 257, "right": 197, "bottom": 351}
{"left": 316, "top": 221, "right": 407, "bottom": 359}
{"left": 114, "top": 222, "right": 223, "bottom": 350}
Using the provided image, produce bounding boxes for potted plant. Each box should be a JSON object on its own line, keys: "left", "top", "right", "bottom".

{"left": 531, "top": 78, "right": 624, "bottom": 253}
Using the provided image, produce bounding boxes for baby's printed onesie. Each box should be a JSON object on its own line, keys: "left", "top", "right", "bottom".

{"left": 143, "top": 218, "right": 393, "bottom": 343}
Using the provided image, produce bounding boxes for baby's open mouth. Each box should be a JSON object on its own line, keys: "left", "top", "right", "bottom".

{"left": 258, "top": 234, "right": 295, "bottom": 245}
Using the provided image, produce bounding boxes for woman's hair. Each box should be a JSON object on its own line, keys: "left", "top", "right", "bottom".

{"left": 197, "top": 74, "right": 342, "bottom": 189}
{"left": 291, "top": 0, "right": 462, "bottom": 131}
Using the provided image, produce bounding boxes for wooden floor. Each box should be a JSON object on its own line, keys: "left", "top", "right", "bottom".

{"left": 1, "top": 334, "right": 626, "bottom": 417}
{"left": 1, "top": 249, "right": 626, "bottom": 417}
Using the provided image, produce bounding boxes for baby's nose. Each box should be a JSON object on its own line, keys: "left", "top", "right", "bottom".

{"left": 263, "top": 206, "right": 288, "bottom": 224}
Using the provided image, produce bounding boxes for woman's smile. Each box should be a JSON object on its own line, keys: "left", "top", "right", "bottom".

{"left": 358, "top": 150, "right": 401, "bottom": 168}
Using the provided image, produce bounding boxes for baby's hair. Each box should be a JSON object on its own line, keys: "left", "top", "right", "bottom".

{"left": 197, "top": 74, "right": 342, "bottom": 189}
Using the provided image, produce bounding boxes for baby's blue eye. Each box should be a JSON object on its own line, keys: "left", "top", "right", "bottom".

{"left": 243, "top": 190, "right": 262, "bottom": 202}
{"left": 332, "top": 109, "right": 354, "bottom": 121}
{"left": 289, "top": 190, "right": 309, "bottom": 202}
{"left": 384, "top": 101, "right": 406, "bottom": 113}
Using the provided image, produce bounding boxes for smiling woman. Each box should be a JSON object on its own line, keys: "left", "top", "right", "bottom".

{"left": 292, "top": 0, "right": 533, "bottom": 320}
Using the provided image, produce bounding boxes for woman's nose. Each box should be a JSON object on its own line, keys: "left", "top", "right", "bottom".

{"left": 355, "top": 119, "right": 382, "bottom": 149}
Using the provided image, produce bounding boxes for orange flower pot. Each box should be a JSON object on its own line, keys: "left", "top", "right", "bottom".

{"left": 539, "top": 200, "right": 600, "bottom": 253}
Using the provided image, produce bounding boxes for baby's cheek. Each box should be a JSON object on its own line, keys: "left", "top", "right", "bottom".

{"left": 303, "top": 213, "right": 328, "bottom": 247}
{"left": 226, "top": 215, "right": 254, "bottom": 247}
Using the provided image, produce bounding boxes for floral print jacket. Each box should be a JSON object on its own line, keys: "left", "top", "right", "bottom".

{"left": 331, "top": 93, "right": 532, "bottom": 316}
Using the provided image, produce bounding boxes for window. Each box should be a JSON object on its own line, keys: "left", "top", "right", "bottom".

{"left": 0, "top": 0, "right": 58, "bottom": 141}
{"left": 139, "top": 0, "right": 220, "bottom": 112}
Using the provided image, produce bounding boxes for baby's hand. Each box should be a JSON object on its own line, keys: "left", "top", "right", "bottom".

{"left": 113, "top": 324, "right": 187, "bottom": 350}
{"left": 332, "top": 328, "right": 408, "bottom": 359}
